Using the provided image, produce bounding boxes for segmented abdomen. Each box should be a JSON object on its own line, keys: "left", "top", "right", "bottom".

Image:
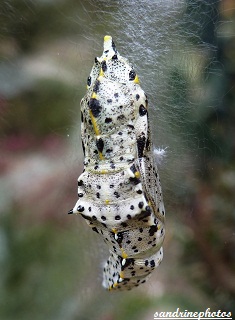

{"left": 69, "top": 35, "right": 165, "bottom": 291}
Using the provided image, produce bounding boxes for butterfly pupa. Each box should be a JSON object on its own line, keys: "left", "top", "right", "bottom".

{"left": 69, "top": 35, "right": 165, "bottom": 291}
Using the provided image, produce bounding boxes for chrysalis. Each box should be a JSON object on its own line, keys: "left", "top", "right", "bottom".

{"left": 68, "top": 36, "right": 165, "bottom": 291}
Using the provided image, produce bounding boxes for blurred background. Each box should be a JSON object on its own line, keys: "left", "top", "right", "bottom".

{"left": 0, "top": 0, "right": 234, "bottom": 319}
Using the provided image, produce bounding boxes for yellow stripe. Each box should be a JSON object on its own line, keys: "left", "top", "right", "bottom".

{"left": 98, "top": 151, "right": 104, "bottom": 160}
{"left": 104, "top": 35, "right": 112, "bottom": 42}
{"left": 121, "top": 248, "right": 128, "bottom": 259}
{"left": 89, "top": 110, "right": 100, "bottom": 136}
{"left": 88, "top": 104, "right": 104, "bottom": 159}
{"left": 134, "top": 74, "right": 140, "bottom": 84}
{"left": 135, "top": 171, "right": 140, "bottom": 178}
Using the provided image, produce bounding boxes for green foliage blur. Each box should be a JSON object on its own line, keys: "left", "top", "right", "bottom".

{"left": 0, "top": 1, "right": 234, "bottom": 319}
